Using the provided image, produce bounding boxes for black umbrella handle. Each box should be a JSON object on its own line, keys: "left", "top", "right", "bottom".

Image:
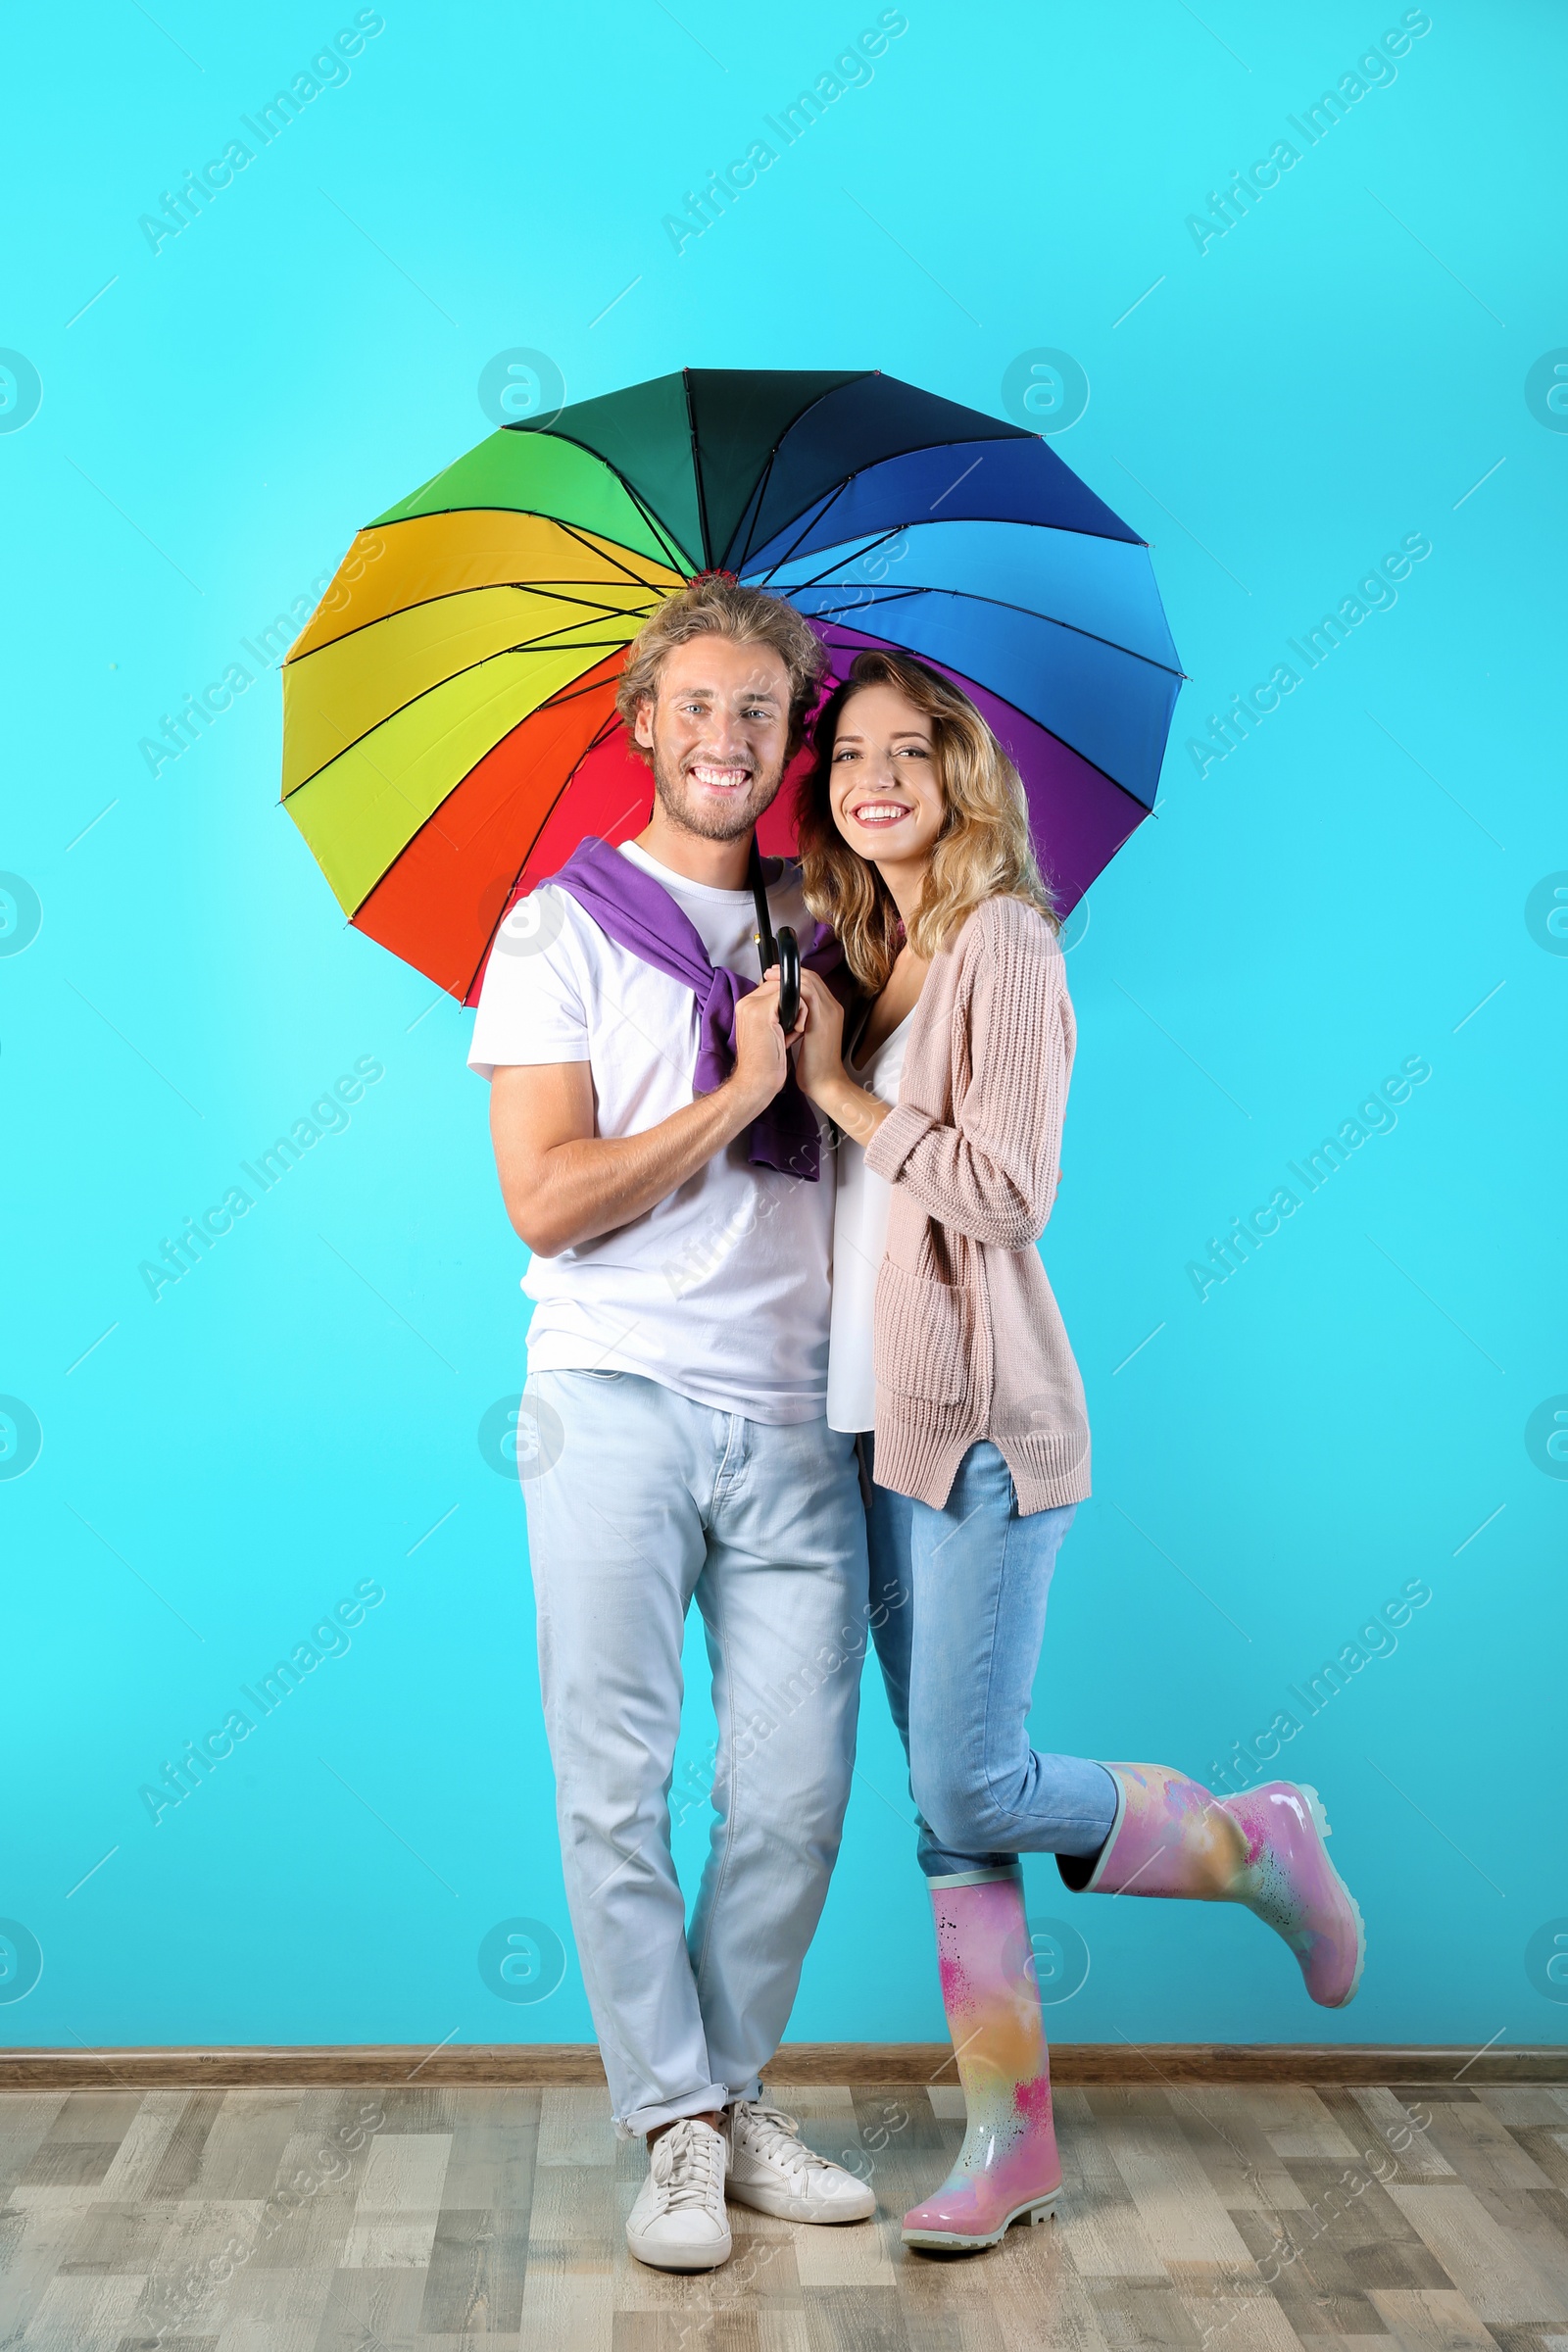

{"left": 748, "top": 837, "right": 776, "bottom": 962}
{"left": 748, "top": 839, "right": 801, "bottom": 1030}
{"left": 775, "top": 925, "right": 801, "bottom": 1033}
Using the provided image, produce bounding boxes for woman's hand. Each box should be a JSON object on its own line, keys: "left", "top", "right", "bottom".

{"left": 793, "top": 971, "right": 891, "bottom": 1148}
{"left": 792, "top": 969, "right": 848, "bottom": 1106}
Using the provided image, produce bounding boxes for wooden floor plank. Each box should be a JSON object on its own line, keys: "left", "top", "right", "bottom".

{"left": 141, "top": 2091, "right": 229, "bottom": 2201}
{"left": 1464, "top": 2180, "right": 1568, "bottom": 2312}
{"left": 185, "top": 2090, "right": 307, "bottom": 2203}
{"left": 93, "top": 2091, "right": 199, "bottom": 2205}
{"left": 1417, "top": 2101, "right": 1559, "bottom": 2198}
{"left": 438, "top": 2086, "right": 542, "bottom": 2211}
{"left": 1224, "top": 2199, "right": 1396, "bottom": 2339}
{"left": 6, "top": 2148, "right": 125, "bottom": 2207}
{"left": 0, "top": 2200, "right": 106, "bottom": 2343}
{"left": 1383, "top": 2182, "right": 1567, "bottom": 2324}
{"left": 207, "top": 2253, "right": 338, "bottom": 2352}
{"left": 1054, "top": 2113, "right": 1170, "bottom": 2286}
{"left": 307, "top": 2260, "right": 426, "bottom": 2348}
{"left": 1084, "top": 2276, "right": 1207, "bottom": 2352}
{"left": 1494, "top": 2128, "right": 1568, "bottom": 2196}
{"left": 1259, "top": 2091, "right": 1366, "bottom": 2164}
{"left": 988, "top": 2251, "right": 1116, "bottom": 2352}
{"left": 1096, "top": 2104, "right": 1263, "bottom": 2272}
{"left": 416, "top": 2202, "right": 530, "bottom": 2333}
{"left": 12, "top": 2265, "right": 147, "bottom": 2350}
{"left": 57, "top": 2194, "right": 181, "bottom": 2275}
{"left": 537, "top": 2086, "right": 618, "bottom": 2171}
{"left": 1363, "top": 2284, "right": 1498, "bottom": 2351}
{"left": 1167, "top": 2089, "right": 1312, "bottom": 2216}
{"left": 126, "top": 2194, "right": 266, "bottom": 2340}
{"left": 1341, "top": 2091, "right": 1456, "bottom": 2182}
{"left": 1164, "top": 2255, "right": 1301, "bottom": 2352}
{"left": 33, "top": 2091, "right": 146, "bottom": 2145}
{"left": 1471, "top": 2089, "right": 1568, "bottom": 2129}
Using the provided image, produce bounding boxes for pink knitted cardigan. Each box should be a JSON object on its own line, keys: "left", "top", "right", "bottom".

{"left": 862, "top": 893, "right": 1090, "bottom": 1515}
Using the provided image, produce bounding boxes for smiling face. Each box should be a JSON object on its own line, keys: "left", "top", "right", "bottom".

{"left": 633, "top": 632, "right": 794, "bottom": 844}
{"left": 827, "top": 682, "right": 948, "bottom": 870}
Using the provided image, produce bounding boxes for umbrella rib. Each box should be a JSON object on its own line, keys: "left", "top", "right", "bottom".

{"left": 765, "top": 522, "right": 911, "bottom": 597}
{"left": 752, "top": 482, "right": 852, "bottom": 585}
{"left": 391, "top": 667, "right": 628, "bottom": 968}
{"left": 732, "top": 422, "right": 1018, "bottom": 574}
{"left": 284, "top": 641, "right": 636, "bottom": 804}
{"left": 744, "top": 452, "right": 1148, "bottom": 581}
{"left": 728, "top": 445, "right": 783, "bottom": 578}
{"left": 545, "top": 512, "right": 686, "bottom": 591}
{"left": 333, "top": 664, "right": 606, "bottom": 909}
{"left": 291, "top": 706, "right": 467, "bottom": 865}
{"left": 375, "top": 506, "right": 682, "bottom": 594}
{"left": 758, "top": 505, "right": 1147, "bottom": 579}
{"left": 288, "top": 518, "right": 676, "bottom": 665}
{"left": 716, "top": 375, "right": 871, "bottom": 574}
{"left": 374, "top": 480, "right": 691, "bottom": 581}
{"left": 817, "top": 614, "right": 1162, "bottom": 814}
{"left": 751, "top": 491, "right": 1145, "bottom": 573}
{"left": 459, "top": 700, "right": 630, "bottom": 1004}
{"left": 514, "top": 425, "right": 700, "bottom": 571}
{"left": 801, "top": 580, "right": 1185, "bottom": 680}
{"left": 287, "top": 580, "right": 664, "bottom": 672}
{"left": 684, "top": 368, "right": 713, "bottom": 571}
{"left": 760, "top": 513, "right": 1160, "bottom": 603}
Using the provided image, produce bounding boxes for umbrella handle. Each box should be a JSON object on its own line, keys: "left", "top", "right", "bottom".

{"left": 749, "top": 837, "right": 800, "bottom": 1029}
{"left": 775, "top": 925, "right": 801, "bottom": 1033}
{"left": 748, "top": 837, "right": 776, "bottom": 953}
{"left": 748, "top": 835, "right": 780, "bottom": 979}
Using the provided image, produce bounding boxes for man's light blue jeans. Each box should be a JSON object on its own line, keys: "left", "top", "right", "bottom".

{"left": 866, "top": 1439, "right": 1118, "bottom": 1877}
{"left": 523, "top": 1369, "right": 869, "bottom": 2135}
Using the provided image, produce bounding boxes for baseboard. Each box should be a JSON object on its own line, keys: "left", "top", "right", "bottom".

{"left": 1, "top": 2041, "right": 1562, "bottom": 2089}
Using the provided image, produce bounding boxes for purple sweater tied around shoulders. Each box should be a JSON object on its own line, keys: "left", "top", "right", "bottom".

{"left": 543, "top": 836, "right": 845, "bottom": 1182}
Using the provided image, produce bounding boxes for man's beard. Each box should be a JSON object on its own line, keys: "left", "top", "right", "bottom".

{"left": 650, "top": 745, "right": 783, "bottom": 844}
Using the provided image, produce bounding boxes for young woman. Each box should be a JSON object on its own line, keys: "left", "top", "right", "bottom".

{"left": 792, "top": 650, "right": 1365, "bottom": 2256}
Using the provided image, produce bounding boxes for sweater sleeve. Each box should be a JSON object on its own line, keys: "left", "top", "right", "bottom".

{"left": 864, "top": 903, "right": 1071, "bottom": 1250}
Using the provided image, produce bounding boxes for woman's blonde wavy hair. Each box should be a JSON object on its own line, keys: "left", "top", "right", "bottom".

{"left": 798, "top": 650, "right": 1056, "bottom": 993}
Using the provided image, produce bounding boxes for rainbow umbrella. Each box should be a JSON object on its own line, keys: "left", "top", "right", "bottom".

{"left": 281, "top": 369, "right": 1182, "bottom": 1004}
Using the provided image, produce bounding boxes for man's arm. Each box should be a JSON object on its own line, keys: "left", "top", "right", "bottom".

{"left": 489, "top": 973, "right": 798, "bottom": 1256}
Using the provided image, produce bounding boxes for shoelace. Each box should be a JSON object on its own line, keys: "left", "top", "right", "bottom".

{"left": 651, "top": 2120, "right": 723, "bottom": 2210}
{"left": 736, "top": 2101, "right": 835, "bottom": 2179}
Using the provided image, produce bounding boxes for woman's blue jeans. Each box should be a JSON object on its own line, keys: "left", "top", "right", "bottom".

{"left": 866, "top": 1440, "right": 1118, "bottom": 1877}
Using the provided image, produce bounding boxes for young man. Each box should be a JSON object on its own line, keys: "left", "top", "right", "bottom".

{"left": 469, "top": 578, "right": 875, "bottom": 2271}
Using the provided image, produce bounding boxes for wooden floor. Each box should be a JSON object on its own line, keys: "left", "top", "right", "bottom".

{"left": 1, "top": 2076, "right": 1566, "bottom": 2350}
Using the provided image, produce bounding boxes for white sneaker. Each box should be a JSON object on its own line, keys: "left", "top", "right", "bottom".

{"left": 625, "top": 2117, "right": 732, "bottom": 2271}
{"left": 723, "top": 2100, "right": 877, "bottom": 2224}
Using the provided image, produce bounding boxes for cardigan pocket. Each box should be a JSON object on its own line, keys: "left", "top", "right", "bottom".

{"left": 873, "top": 1262, "right": 967, "bottom": 1404}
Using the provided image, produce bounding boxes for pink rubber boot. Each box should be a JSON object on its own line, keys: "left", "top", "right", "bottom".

{"left": 1059, "top": 1766, "right": 1365, "bottom": 2007}
{"left": 902, "top": 1869, "right": 1062, "bottom": 2252}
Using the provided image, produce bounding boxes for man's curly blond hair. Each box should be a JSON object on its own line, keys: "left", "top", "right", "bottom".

{"left": 614, "top": 574, "right": 826, "bottom": 761}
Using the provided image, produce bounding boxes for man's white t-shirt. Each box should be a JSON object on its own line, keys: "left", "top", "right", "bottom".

{"left": 468, "top": 841, "right": 834, "bottom": 1424}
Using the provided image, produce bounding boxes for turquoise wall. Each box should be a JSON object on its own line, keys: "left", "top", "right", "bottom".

{"left": 3, "top": 0, "right": 1563, "bottom": 2052}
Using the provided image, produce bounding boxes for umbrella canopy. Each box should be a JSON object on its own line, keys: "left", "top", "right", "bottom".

{"left": 281, "top": 368, "right": 1182, "bottom": 1004}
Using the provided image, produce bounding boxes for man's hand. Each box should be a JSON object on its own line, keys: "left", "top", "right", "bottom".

{"left": 730, "top": 971, "right": 804, "bottom": 1114}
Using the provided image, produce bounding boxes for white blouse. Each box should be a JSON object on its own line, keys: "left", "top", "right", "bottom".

{"left": 826, "top": 1011, "right": 913, "bottom": 1435}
